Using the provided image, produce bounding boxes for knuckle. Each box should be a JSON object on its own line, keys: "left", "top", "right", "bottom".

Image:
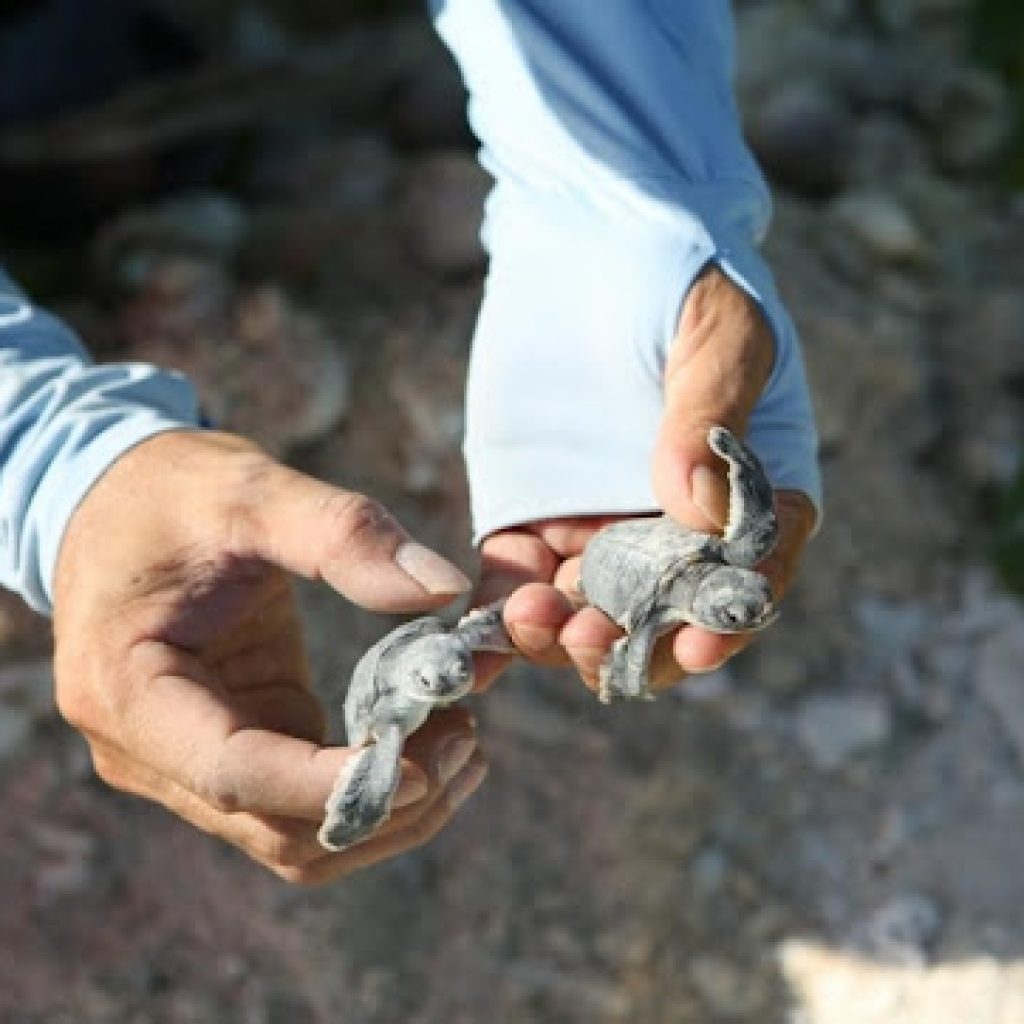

{"left": 321, "top": 492, "right": 397, "bottom": 555}
{"left": 402, "top": 806, "right": 449, "bottom": 850}
{"left": 197, "top": 774, "right": 242, "bottom": 814}
{"left": 90, "top": 749, "right": 123, "bottom": 790}
{"left": 53, "top": 659, "right": 97, "bottom": 731}
{"left": 54, "top": 684, "right": 91, "bottom": 731}
{"left": 261, "top": 834, "right": 314, "bottom": 870}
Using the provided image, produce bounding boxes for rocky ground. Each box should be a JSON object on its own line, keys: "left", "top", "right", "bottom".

{"left": 2, "top": 1, "right": 1024, "bottom": 1021}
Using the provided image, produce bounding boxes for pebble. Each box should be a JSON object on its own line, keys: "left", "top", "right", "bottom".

{"left": 747, "top": 80, "right": 853, "bottom": 197}
{"left": 0, "top": 706, "right": 33, "bottom": 764}
{"left": 976, "top": 620, "right": 1024, "bottom": 773}
{"left": 913, "top": 66, "right": 1013, "bottom": 174}
{"left": 849, "top": 893, "right": 942, "bottom": 966}
{"left": 401, "top": 152, "right": 490, "bottom": 276}
{"left": 794, "top": 694, "right": 893, "bottom": 771}
{"left": 0, "top": 658, "right": 56, "bottom": 721}
{"left": 688, "top": 956, "right": 769, "bottom": 1019}
{"left": 829, "top": 190, "right": 928, "bottom": 263}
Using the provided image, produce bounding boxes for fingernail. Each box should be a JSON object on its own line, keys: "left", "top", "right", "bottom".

{"left": 438, "top": 735, "right": 476, "bottom": 785}
{"left": 512, "top": 623, "right": 554, "bottom": 652}
{"left": 448, "top": 756, "right": 488, "bottom": 810}
{"left": 395, "top": 542, "right": 472, "bottom": 595}
{"left": 393, "top": 770, "right": 429, "bottom": 808}
{"left": 690, "top": 465, "right": 728, "bottom": 529}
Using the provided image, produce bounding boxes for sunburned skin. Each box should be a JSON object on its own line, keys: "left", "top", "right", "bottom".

{"left": 319, "top": 605, "right": 514, "bottom": 851}
{"left": 579, "top": 426, "right": 779, "bottom": 704}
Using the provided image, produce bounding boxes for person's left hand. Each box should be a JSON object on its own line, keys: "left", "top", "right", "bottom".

{"left": 473, "top": 267, "right": 817, "bottom": 694}
{"left": 52, "top": 430, "right": 487, "bottom": 884}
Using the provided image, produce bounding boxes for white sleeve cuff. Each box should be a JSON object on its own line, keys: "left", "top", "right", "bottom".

{"left": 464, "top": 185, "right": 821, "bottom": 543}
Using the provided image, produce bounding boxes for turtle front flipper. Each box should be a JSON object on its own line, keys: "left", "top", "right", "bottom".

{"left": 319, "top": 723, "right": 404, "bottom": 851}
{"left": 455, "top": 603, "right": 516, "bottom": 654}
{"left": 708, "top": 426, "right": 779, "bottom": 568}
{"left": 598, "top": 610, "right": 684, "bottom": 703}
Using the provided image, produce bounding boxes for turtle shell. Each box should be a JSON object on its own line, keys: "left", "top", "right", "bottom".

{"left": 344, "top": 616, "right": 447, "bottom": 747}
{"left": 579, "top": 517, "right": 722, "bottom": 632}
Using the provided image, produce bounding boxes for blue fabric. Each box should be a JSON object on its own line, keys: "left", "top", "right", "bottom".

{"left": 1, "top": 0, "right": 820, "bottom": 612}
{"left": 433, "top": 0, "right": 820, "bottom": 540}
{"left": 0, "top": 271, "right": 200, "bottom": 612}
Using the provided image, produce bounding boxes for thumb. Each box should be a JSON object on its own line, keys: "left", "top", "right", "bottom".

{"left": 652, "top": 267, "right": 775, "bottom": 531}
{"left": 238, "top": 458, "right": 470, "bottom": 612}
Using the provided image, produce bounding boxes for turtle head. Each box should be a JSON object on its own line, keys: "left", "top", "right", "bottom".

{"left": 691, "top": 566, "right": 776, "bottom": 633}
{"left": 401, "top": 635, "right": 475, "bottom": 703}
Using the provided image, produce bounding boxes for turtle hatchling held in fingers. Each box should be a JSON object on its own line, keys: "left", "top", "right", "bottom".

{"left": 579, "top": 426, "right": 779, "bottom": 704}
{"left": 318, "top": 605, "right": 514, "bottom": 851}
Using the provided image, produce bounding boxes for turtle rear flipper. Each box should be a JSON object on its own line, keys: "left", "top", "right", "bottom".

{"left": 455, "top": 603, "right": 515, "bottom": 654}
{"left": 708, "top": 426, "right": 778, "bottom": 568}
{"left": 319, "top": 724, "right": 403, "bottom": 851}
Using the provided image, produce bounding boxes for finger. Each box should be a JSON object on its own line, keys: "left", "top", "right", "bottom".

{"left": 119, "top": 653, "right": 438, "bottom": 820}
{"left": 234, "top": 459, "right": 470, "bottom": 611}
{"left": 474, "top": 531, "right": 565, "bottom": 689}
{"left": 551, "top": 555, "right": 584, "bottom": 599}
{"left": 528, "top": 517, "right": 623, "bottom": 559}
{"left": 668, "top": 489, "right": 815, "bottom": 677}
{"left": 652, "top": 265, "right": 775, "bottom": 532}
{"left": 501, "top": 582, "right": 576, "bottom": 665}
{"left": 293, "top": 751, "right": 489, "bottom": 885}
{"left": 477, "top": 529, "right": 561, "bottom": 605}
{"left": 671, "top": 627, "right": 750, "bottom": 677}
{"left": 90, "top": 741, "right": 332, "bottom": 871}
{"left": 757, "top": 489, "right": 817, "bottom": 597}
{"left": 558, "top": 606, "right": 625, "bottom": 693}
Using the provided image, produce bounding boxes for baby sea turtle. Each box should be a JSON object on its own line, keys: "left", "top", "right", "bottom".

{"left": 318, "top": 605, "right": 514, "bottom": 851}
{"left": 579, "top": 425, "right": 779, "bottom": 704}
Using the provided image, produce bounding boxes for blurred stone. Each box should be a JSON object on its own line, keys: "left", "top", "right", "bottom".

{"left": 688, "top": 956, "right": 770, "bottom": 1019}
{"left": 977, "top": 619, "right": 1024, "bottom": 773}
{"left": 388, "top": 341, "right": 465, "bottom": 493}
{"left": 795, "top": 694, "right": 893, "bottom": 771}
{"left": 829, "top": 190, "right": 928, "bottom": 264}
{"left": 914, "top": 67, "right": 1013, "bottom": 175}
{"left": 854, "top": 596, "right": 930, "bottom": 671}
{"left": 849, "top": 893, "right": 942, "bottom": 967}
{"left": 747, "top": 80, "right": 853, "bottom": 198}
{"left": 401, "top": 152, "right": 490, "bottom": 276}
{"left": 0, "top": 706, "right": 33, "bottom": 763}
{"left": 29, "top": 821, "right": 98, "bottom": 902}
{"left": 849, "top": 116, "right": 929, "bottom": 186}
{"left": 0, "top": 591, "right": 51, "bottom": 661}
{"left": 387, "top": 44, "right": 470, "bottom": 151}
{"left": 248, "top": 134, "right": 398, "bottom": 209}
{"left": 93, "top": 193, "right": 249, "bottom": 290}
{"left": 113, "top": 256, "right": 349, "bottom": 456}
{"left": 0, "top": 658, "right": 56, "bottom": 721}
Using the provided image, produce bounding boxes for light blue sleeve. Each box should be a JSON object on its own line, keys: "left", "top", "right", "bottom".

{"left": 431, "top": 0, "right": 821, "bottom": 541}
{"left": 0, "top": 269, "right": 200, "bottom": 613}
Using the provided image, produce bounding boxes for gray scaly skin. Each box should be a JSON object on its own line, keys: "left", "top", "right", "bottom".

{"left": 579, "top": 425, "right": 779, "bottom": 704}
{"left": 318, "top": 605, "right": 514, "bottom": 851}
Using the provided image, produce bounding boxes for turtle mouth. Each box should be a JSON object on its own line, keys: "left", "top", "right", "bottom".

{"left": 713, "top": 600, "right": 777, "bottom": 633}
{"left": 415, "top": 667, "right": 474, "bottom": 701}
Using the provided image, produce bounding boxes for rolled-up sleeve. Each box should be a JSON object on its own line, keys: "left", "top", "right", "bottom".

{"left": 431, "top": 0, "right": 821, "bottom": 541}
{"left": 0, "top": 269, "right": 200, "bottom": 613}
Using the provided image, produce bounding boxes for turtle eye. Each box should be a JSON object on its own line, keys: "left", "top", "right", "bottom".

{"left": 415, "top": 670, "right": 439, "bottom": 692}
{"left": 721, "top": 601, "right": 755, "bottom": 628}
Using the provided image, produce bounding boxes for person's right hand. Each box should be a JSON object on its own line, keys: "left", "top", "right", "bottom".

{"left": 52, "top": 429, "right": 486, "bottom": 884}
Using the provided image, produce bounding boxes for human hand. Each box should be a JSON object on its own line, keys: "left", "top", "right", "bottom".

{"left": 52, "top": 429, "right": 486, "bottom": 884}
{"left": 475, "top": 266, "right": 817, "bottom": 693}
